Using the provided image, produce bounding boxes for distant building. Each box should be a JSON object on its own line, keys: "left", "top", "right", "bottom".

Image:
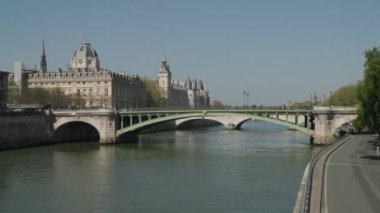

{"left": 8, "top": 61, "right": 37, "bottom": 95}
{"left": 7, "top": 40, "right": 210, "bottom": 109}
{"left": 158, "top": 57, "right": 210, "bottom": 109}
{"left": 26, "top": 41, "right": 146, "bottom": 108}
{"left": 0, "top": 71, "right": 9, "bottom": 110}
{"left": 20, "top": 41, "right": 145, "bottom": 108}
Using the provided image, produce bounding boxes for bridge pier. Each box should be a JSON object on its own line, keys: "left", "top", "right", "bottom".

{"left": 313, "top": 111, "right": 337, "bottom": 145}
{"left": 98, "top": 117, "right": 117, "bottom": 144}
{"left": 312, "top": 107, "right": 357, "bottom": 145}
{"left": 226, "top": 123, "right": 237, "bottom": 130}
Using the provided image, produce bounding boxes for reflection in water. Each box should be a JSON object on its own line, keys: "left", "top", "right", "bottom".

{"left": 0, "top": 121, "right": 312, "bottom": 213}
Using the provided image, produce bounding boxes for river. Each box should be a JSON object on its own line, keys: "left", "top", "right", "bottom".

{"left": 0, "top": 121, "right": 312, "bottom": 213}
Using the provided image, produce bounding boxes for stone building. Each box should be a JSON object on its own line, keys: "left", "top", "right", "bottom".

{"left": 158, "top": 57, "right": 210, "bottom": 109}
{"left": 8, "top": 40, "right": 211, "bottom": 110}
{"left": 25, "top": 41, "right": 146, "bottom": 108}
{"left": 0, "top": 71, "right": 9, "bottom": 110}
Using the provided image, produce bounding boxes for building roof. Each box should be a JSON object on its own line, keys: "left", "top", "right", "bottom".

{"left": 72, "top": 42, "right": 98, "bottom": 59}
{"left": 160, "top": 56, "right": 171, "bottom": 74}
{"left": 0, "top": 70, "right": 10, "bottom": 75}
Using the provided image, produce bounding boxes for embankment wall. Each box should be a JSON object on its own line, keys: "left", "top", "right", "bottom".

{"left": 0, "top": 111, "right": 53, "bottom": 150}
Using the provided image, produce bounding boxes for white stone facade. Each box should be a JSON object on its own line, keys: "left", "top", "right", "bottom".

{"left": 26, "top": 41, "right": 146, "bottom": 109}
{"left": 157, "top": 57, "right": 210, "bottom": 109}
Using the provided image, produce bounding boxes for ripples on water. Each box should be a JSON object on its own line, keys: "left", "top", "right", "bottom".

{"left": 0, "top": 121, "right": 312, "bottom": 213}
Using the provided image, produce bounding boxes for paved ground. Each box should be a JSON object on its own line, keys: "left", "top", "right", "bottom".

{"left": 324, "top": 135, "right": 380, "bottom": 213}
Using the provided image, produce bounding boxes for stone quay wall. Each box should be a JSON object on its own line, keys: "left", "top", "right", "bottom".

{"left": 0, "top": 111, "right": 54, "bottom": 150}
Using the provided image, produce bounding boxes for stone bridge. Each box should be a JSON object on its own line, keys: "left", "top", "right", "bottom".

{"left": 51, "top": 107, "right": 357, "bottom": 145}
{"left": 52, "top": 109, "right": 117, "bottom": 143}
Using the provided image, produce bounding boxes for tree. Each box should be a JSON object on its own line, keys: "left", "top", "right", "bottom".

{"left": 7, "top": 83, "right": 77, "bottom": 108}
{"left": 70, "top": 94, "right": 86, "bottom": 108}
{"left": 144, "top": 79, "right": 166, "bottom": 107}
{"left": 49, "top": 87, "right": 70, "bottom": 108}
{"left": 354, "top": 47, "right": 380, "bottom": 133}
{"left": 325, "top": 82, "right": 360, "bottom": 106}
{"left": 212, "top": 100, "right": 224, "bottom": 109}
{"left": 7, "top": 79, "right": 21, "bottom": 104}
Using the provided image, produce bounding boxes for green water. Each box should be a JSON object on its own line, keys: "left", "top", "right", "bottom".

{"left": 0, "top": 121, "right": 312, "bottom": 213}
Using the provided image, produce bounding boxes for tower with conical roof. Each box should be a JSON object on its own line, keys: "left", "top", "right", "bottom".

{"left": 40, "top": 39, "right": 47, "bottom": 73}
{"left": 158, "top": 56, "right": 172, "bottom": 103}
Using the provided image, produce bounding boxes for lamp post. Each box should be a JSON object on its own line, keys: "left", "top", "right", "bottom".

{"left": 243, "top": 91, "right": 246, "bottom": 108}
{"left": 247, "top": 92, "right": 250, "bottom": 108}
{"left": 310, "top": 94, "right": 313, "bottom": 108}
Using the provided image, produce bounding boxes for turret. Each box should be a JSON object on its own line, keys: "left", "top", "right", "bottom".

{"left": 158, "top": 56, "right": 172, "bottom": 99}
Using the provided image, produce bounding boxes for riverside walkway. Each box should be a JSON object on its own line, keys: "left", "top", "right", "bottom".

{"left": 302, "top": 135, "right": 380, "bottom": 213}
{"left": 323, "top": 135, "right": 380, "bottom": 213}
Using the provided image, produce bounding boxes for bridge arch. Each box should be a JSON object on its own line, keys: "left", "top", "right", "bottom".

{"left": 53, "top": 121, "right": 100, "bottom": 143}
{"left": 240, "top": 115, "right": 313, "bottom": 135}
{"left": 52, "top": 109, "right": 117, "bottom": 144}
{"left": 313, "top": 109, "right": 357, "bottom": 144}
{"left": 175, "top": 118, "right": 223, "bottom": 129}
{"left": 336, "top": 122, "right": 354, "bottom": 136}
{"left": 331, "top": 114, "right": 357, "bottom": 133}
{"left": 175, "top": 115, "right": 252, "bottom": 130}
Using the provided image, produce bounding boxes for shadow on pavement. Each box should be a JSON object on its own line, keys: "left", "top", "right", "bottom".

{"left": 361, "top": 155, "right": 380, "bottom": 160}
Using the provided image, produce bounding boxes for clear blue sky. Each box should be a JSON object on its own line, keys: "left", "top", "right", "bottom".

{"left": 1, "top": 0, "right": 379, "bottom": 105}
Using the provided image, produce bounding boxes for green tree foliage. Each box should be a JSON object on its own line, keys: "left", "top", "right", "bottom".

{"left": 24, "top": 88, "right": 50, "bottom": 105}
{"left": 49, "top": 88, "right": 71, "bottom": 108}
{"left": 354, "top": 47, "right": 380, "bottom": 133}
{"left": 7, "top": 79, "right": 20, "bottom": 104}
{"left": 325, "top": 82, "right": 360, "bottom": 106}
{"left": 212, "top": 100, "right": 224, "bottom": 109}
{"left": 8, "top": 78, "right": 17, "bottom": 87}
{"left": 144, "top": 79, "right": 166, "bottom": 107}
{"left": 70, "top": 93, "right": 86, "bottom": 108}
{"left": 8, "top": 84, "right": 83, "bottom": 108}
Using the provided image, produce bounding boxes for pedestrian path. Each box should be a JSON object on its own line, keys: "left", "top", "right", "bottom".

{"left": 323, "top": 135, "right": 380, "bottom": 213}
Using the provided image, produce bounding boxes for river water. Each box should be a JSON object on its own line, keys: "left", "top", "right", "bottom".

{"left": 0, "top": 121, "right": 312, "bottom": 213}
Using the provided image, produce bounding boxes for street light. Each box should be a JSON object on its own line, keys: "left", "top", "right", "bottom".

{"left": 247, "top": 92, "right": 250, "bottom": 108}
{"left": 243, "top": 91, "right": 246, "bottom": 108}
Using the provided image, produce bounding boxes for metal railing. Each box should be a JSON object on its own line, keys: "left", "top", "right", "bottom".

{"left": 313, "top": 106, "right": 357, "bottom": 111}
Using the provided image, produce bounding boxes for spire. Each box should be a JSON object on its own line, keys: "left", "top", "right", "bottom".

{"left": 160, "top": 55, "right": 171, "bottom": 74}
{"left": 186, "top": 77, "right": 192, "bottom": 90}
{"left": 40, "top": 39, "right": 47, "bottom": 73}
{"left": 199, "top": 79, "right": 204, "bottom": 90}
